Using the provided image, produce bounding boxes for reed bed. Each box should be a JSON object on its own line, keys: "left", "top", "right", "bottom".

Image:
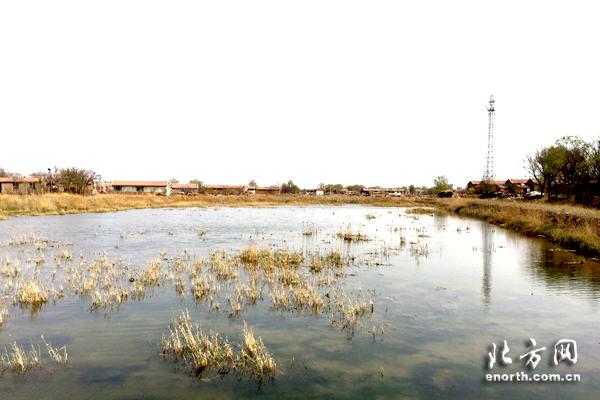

{"left": 1, "top": 232, "right": 383, "bottom": 357}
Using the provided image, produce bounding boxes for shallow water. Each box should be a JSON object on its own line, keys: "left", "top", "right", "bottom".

{"left": 0, "top": 205, "right": 599, "bottom": 399}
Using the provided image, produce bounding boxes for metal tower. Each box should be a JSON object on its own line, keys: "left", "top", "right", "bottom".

{"left": 482, "top": 95, "right": 495, "bottom": 182}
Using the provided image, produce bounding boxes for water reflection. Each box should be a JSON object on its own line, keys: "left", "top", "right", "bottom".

{"left": 524, "top": 240, "right": 600, "bottom": 300}
{"left": 481, "top": 223, "right": 494, "bottom": 307}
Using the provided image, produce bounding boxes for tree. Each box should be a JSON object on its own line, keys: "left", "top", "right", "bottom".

{"left": 281, "top": 180, "right": 300, "bottom": 194}
{"left": 432, "top": 176, "right": 452, "bottom": 193}
{"left": 0, "top": 168, "right": 8, "bottom": 177}
{"left": 345, "top": 184, "right": 364, "bottom": 193}
{"left": 590, "top": 139, "right": 600, "bottom": 182}
{"left": 57, "top": 167, "right": 100, "bottom": 194}
{"left": 249, "top": 180, "right": 257, "bottom": 187}
{"left": 323, "top": 183, "right": 344, "bottom": 194}
{"left": 526, "top": 145, "right": 566, "bottom": 197}
{"left": 555, "top": 136, "right": 590, "bottom": 188}
{"left": 170, "top": 178, "right": 179, "bottom": 184}
{"left": 408, "top": 185, "right": 415, "bottom": 195}
{"left": 525, "top": 135, "right": 600, "bottom": 202}
{"left": 189, "top": 179, "right": 204, "bottom": 193}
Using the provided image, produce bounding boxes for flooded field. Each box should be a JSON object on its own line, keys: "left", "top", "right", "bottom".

{"left": 0, "top": 205, "right": 599, "bottom": 399}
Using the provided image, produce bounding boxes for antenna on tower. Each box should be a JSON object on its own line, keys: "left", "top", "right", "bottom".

{"left": 482, "top": 95, "right": 495, "bottom": 182}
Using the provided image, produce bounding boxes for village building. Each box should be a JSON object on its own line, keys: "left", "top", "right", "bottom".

{"left": 171, "top": 183, "right": 199, "bottom": 195}
{"left": 466, "top": 180, "right": 506, "bottom": 193}
{"left": 304, "top": 189, "right": 325, "bottom": 195}
{"left": 252, "top": 186, "right": 281, "bottom": 195}
{"left": 0, "top": 176, "right": 43, "bottom": 194}
{"left": 203, "top": 185, "right": 247, "bottom": 195}
{"left": 361, "top": 187, "right": 409, "bottom": 197}
{"left": 110, "top": 181, "right": 171, "bottom": 195}
{"left": 504, "top": 179, "right": 535, "bottom": 196}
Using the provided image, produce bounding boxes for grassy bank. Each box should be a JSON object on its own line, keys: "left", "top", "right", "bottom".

{"left": 437, "top": 198, "right": 600, "bottom": 256}
{"left": 0, "top": 193, "right": 423, "bottom": 219}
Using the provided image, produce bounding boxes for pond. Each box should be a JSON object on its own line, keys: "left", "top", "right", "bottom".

{"left": 0, "top": 205, "right": 599, "bottom": 399}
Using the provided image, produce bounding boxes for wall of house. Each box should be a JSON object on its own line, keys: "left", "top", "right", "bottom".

{"left": 0, "top": 183, "right": 13, "bottom": 193}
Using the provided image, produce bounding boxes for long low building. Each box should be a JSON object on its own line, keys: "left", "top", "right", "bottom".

{"left": 0, "top": 177, "right": 43, "bottom": 194}
{"left": 361, "top": 187, "right": 409, "bottom": 197}
{"left": 110, "top": 181, "right": 171, "bottom": 195}
{"left": 171, "top": 183, "right": 198, "bottom": 195}
{"left": 203, "top": 184, "right": 247, "bottom": 195}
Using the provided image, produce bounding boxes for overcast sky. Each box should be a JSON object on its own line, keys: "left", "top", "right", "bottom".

{"left": 1, "top": 1, "right": 599, "bottom": 188}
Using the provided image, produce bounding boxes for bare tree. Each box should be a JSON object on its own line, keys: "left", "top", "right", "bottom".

{"left": 58, "top": 168, "right": 100, "bottom": 194}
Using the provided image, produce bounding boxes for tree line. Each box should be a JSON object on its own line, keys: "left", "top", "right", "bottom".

{"left": 526, "top": 136, "right": 600, "bottom": 205}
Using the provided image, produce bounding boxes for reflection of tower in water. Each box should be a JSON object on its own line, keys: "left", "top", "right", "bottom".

{"left": 481, "top": 223, "right": 494, "bottom": 306}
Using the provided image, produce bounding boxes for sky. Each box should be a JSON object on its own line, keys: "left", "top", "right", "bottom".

{"left": 1, "top": 1, "right": 599, "bottom": 189}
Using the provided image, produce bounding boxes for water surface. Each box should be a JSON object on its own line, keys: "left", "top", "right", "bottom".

{"left": 0, "top": 206, "right": 598, "bottom": 399}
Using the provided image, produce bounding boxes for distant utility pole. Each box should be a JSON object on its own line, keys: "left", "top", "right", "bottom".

{"left": 482, "top": 95, "right": 495, "bottom": 182}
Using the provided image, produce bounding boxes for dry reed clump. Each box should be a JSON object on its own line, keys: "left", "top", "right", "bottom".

{"left": 1, "top": 336, "right": 68, "bottom": 373}
{"left": 406, "top": 207, "right": 437, "bottom": 215}
{"left": 41, "top": 335, "right": 68, "bottom": 365}
{"left": 302, "top": 222, "right": 317, "bottom": 236}
{"left": 330, "top": 289, "right": 374, "bottom": 334}
{"left": 409, "top": 242, "right": 429, "bottom": 258}
{"left": 5, "top": 234, "right": 50, "bottom": 249}
{"left": 336, "top": 226, "right": 369, "bottom": 242}
{"left": 238, "top": 246, "right": 303, "bottom": 271}
{"left": 309, "top": 250, "right": 346, "bottom": 272}
{"left": 239, "top": 323, "right": 276, "bottom": 379}
{"left": 141, "top": 259, "right": 162, "bottom": 286}
{"left": 208, "top": 252, "right": 239, "bottom": 281}
{"left": 60, "top": 249, "right": 72, "bottom": 261}
{"left": 1, "top": 257, "right": 21, "bottom": 278}
{"left": 16, "top": 280, "right": 49, "bottom": 305}
{"left": 161, "top": 310, "right": 275, "bottom": 380}
{"left": 0, "top": 342, "right": 41, "bottom": 373}
{"left": 270, "top": 280, "right": 324, "bottom": 315}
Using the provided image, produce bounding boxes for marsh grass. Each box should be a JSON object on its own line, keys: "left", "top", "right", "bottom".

{"left": 41, "top": 335, "right": 68, "bottom": 365}
{"left": 16, "top": 280, "right": 49, "bottom": 306}
{"left": 1, "top": 336, "right": 68, "bottom": 374}
{"left": 162, "top": 310, "right": 275, "bottom": 381}
{"left": 4, "top": 239, "right": 377, "bottom": 341}
{"left": 336, "top": 225, "right": 369, "bottom": 242}
{"left": 406, "top": 207, "right": 445, "bottom": 216}
{"left": 1, "top": 342, "right": 41, "bottom": 373}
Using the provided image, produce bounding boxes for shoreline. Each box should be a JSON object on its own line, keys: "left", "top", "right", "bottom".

{"left": 2, "top": 194, "right": 599, "bottom": 257}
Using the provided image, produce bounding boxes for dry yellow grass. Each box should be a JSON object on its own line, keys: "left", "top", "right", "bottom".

{"left": 0, "top": 193, "right": 422, "bottom": 219}
{"left": 161, "top": 310, "right": 275, "bottom": 380}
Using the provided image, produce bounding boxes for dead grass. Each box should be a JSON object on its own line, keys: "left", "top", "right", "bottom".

{"left": 161, "top": 310, "right": 275, "bottom": 381}
{"left": 336, "top": 226, "right": 369, "bottom": 242}
{"left": 1, "top": 336, "right": 68, "bottom": 373}
{"left": 0, "top": 193, "right": 424, "bottom": 219}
